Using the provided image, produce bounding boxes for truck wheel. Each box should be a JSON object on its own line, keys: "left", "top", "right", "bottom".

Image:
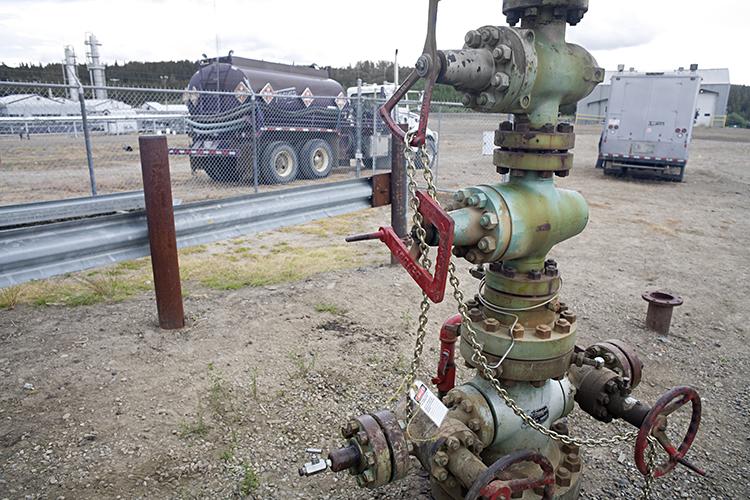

{"left": 300, "top": 139, "right": 334, "bottom": 179}
{"left": 262, "top": 141, "right": 299, "bottom": 184}
{"left": 204, "top": 159, "right": 241, "bottom": 183}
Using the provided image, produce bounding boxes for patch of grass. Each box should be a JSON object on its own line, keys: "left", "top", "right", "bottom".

{"left": 208, "top": 368, "right": 231, "bottom": 417}
{"left": 239, "top": 462, "right": 260, "bottom": 496}
{"left": 289, "top": 353, "right": 316, "bottom": 379}
{"left": 115, "top": 259, "right": 149, "bottom": 271}
{"left": 182, "top": 244, "right": 364, "bottom": 291}
{"left": 179, "top": 244, "right": 208, "bottom": 256}
{"left": 314, "top": 302, "right": 347, "bottom": 315}
{"left": 179, "top": 410, "right": 209, "bottom": 438}
{"left": 0, "top": 286, "right": 22, "bottom": 309}
{"left": 220, "top": 448, "right": 235, "bottom": 462}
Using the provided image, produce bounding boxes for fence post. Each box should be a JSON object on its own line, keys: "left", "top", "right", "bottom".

{"left": 139, "top": 135, "right": 185, "bottom": 330}
{"left": 390, "top": 123, "right": 408, "bottom": 265}
{"left": 251, "top": 95, "right": 260, "bottom": 193}
{"left": 355, "top": 78, "right": 363, "bottom": 178}
{"left": 77, "top": 86, "right": 97, "bottom": 196}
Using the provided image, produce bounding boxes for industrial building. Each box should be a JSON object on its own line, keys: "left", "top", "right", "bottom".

{"left": 576, "top": 67, "right": 731, "bottom": 128}
{"left": 0, "top": 94, "right": 80, "bottom": 117}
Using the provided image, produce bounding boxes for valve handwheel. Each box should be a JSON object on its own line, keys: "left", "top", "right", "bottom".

{"left": 379, "top": 0, "right": 441, "bottom": 147}
{"left": 634, "top": 386, "right": 704, "bottom": 478}
{"left": 464, "top": 450, "right": 555, "bottom": 500}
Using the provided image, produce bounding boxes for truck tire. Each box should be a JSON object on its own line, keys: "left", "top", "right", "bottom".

{"left": 203, "top": 158, "right": 241, "bottom": 183}
{"left": 262, "top": 141, "right": 299, "bottom": 184}
{"left": 300, "top": 139, "right": 334, "bottom": 179}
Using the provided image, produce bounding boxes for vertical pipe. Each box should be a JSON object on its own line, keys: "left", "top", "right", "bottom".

{"left": 390, "top": 123, "right": 408, "bottom": 265}
{"left": 251, "top": 96, "right": 259, "bottom": 193}
{"left": 78, "top": 87, "right": 97, "bottom": 196}
{"left": 138, "top": 136, "right": 185, "bottom": 330}
{"left": 355, "top": 78, "right": 363, "bottom": 178}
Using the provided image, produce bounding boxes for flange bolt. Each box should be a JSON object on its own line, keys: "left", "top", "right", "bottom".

{"left": 480, "top": 212, "right": 499, "bottom": 229}
{"left": 465, "top": 30, "right": 482, "bottom": 48}
{"left": 535, "top": 324, "right": 552, "bottom": 339}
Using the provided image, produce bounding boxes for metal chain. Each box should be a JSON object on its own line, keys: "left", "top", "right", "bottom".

{"left": 401, "top": 132, "right": 637, "bottom": 448}
{"left": 402, "top": 131, "right": 436, "bottom": 421}
{"left": 640, "top": 437, "right": 658, "bottom": 500}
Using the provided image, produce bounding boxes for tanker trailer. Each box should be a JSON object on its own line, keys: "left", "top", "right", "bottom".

{"left": 175, "top": 55, "right": 353, "bottom": 184}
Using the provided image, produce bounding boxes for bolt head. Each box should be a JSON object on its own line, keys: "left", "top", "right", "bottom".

{"left": 554, "top": 318, "right": 571, "bottom": 334}
{"left": 434, "top": 451, "right": 449, "bottom": 467}
{"left": 512, "top": 323, "right": 525, "bottom": 338}
{"left": 483, "top": 317, "right": 500, "bottom": 332}
{"left": 465, "top": 30, "right": 482, "bottom": 48}
{"left": 564, "top": 452, "right": 581, "bottom": 472}
{"left": 465, "top": 250, "right": 479, "bottom": 264}
{"left": 446, "top": 436, "right": 461, "bottom": 451}
{"left": 468, "top": 419, "right": 481, "bottom": 432}
{"left": 363, "top": 469, "right": 376, "bottom": 483}
{"left": 535, "top": 324, "right": 552, "bottom": 339}
{"left": 555, "top": 466, "right": 572, "bottom": 487}
{"left": 365, "top": 451, "right": 376, "bottom": 466}
{"left": 493, "top": 44, "right": 512, "bottom": 62}
{"left": 561, "top": 310, "right": 577, "bottom": 323}
{"left": 460, "top": 399, "right": 474, "bottom": 413}
{"left": 491, "top": 72, "right": 510, "bottom": 90}
{"left": 433, "top": 466, "right": 449, "bottom": 482}
{"left": 480, "top": 212, "right": 499, "bottom": 229}
{"left": 477, "top": 236, "right": 497, "bottom": 253}
{"left": 355, "top": 431, "right": 369, "bottom": 445}
{"left": 605, "top": 380, "right": 618, "bottom": 394}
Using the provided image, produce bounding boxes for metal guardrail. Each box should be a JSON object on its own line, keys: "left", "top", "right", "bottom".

{"left": 0, "top": 191, "right": 172, "bottom": 228}
{"left": 0, "top": 177, "right": 374, "bottom": 287}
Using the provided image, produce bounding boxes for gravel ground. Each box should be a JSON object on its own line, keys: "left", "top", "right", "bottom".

{"left": 1, "top": 117, "right": 749, "bottom": 499}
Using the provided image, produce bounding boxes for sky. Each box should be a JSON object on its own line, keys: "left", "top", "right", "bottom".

{"left": 0, "top": 0, "right": 746, "bottom": 85}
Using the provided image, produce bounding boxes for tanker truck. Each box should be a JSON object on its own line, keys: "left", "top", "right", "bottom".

{"left": 173, "top": 54, "right": 362, "bottom": 184}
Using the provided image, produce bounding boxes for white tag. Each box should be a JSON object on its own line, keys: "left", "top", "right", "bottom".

{"left": 409, "top": 380, "right": 448, "bottom": 427}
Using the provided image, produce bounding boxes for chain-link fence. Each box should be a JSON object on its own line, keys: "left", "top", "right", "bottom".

{"left": 0, "top": 80, "right": 518, "bottom": 209}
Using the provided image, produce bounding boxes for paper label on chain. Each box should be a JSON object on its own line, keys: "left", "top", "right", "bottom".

{"left": 409, "top": 380, "right": 448, "bottom": 427}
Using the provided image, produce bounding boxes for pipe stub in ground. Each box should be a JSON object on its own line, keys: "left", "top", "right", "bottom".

{"left": 642, "top": 290, "right": 683, "bottom": 335}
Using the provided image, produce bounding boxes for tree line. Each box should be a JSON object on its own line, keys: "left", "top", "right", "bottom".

{"left": 1, "top": 59, "right": 747, "bottom": 125}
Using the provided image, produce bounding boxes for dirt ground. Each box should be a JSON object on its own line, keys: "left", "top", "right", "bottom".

{"left": 1, "top": 116, "right": 749, "bottom": 500}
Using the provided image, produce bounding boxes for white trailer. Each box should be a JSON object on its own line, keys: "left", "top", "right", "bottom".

{"left": 596, "top": 68, "right": 702, "bottom": 182}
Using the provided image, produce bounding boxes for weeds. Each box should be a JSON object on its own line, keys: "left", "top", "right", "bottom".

{"left": 250, "top": 368, "right": 259, "bottom": 401}
{"left": 179, "top": 409, "right": 209, "bottom": 438}
{"left": 239, "top": 462, "right": 260, "bottom": 496}
{"left": 289, "top": 353, "right": 316, "bottom": 379}
{"left": 314, "top": 302, "right": 347, "bottom": 315}
{"left": 0, "top": 286, "right": 22, "bottom": 309}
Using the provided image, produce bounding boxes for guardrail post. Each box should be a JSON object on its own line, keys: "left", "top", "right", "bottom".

{"left": 139, "top": 135, "right": 185, "bottom": 330}
{"left": 390, "top": 123, "right": 408, "bottom": 265}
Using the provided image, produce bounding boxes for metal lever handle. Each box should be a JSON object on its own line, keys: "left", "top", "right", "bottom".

{"left": 346, "top": 191, "right": 454, "bottom": 303}
{"left": 379, "top": 0, "right": 441, "bottom": 147}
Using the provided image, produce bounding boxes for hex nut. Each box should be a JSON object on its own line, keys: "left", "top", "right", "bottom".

{"left": 462, "top": 432, "right": 476, "bottom": 448}
{"left": 469, "top": 308, "right": 483, "bottom": 322}
{"left": 561, "top": 442, "right": 580, "bottom": 455}
{"left": 491, "top": 72, "right": 510, "bottom": 90}
{"left": 462, "top": 93, "right": 474, "bottom": 107}
{"left": 434, "top": 451, "right": 449, "bottom": 467}
{"left": 468, "top": 419, "right": 481, "bottom": 432}
{"left": 453, "top": 189, "right": 469, "bottom": 203}
{"left": 477, "top": 92, "right": 496, "bottom": 108}
{"left": 480, "top": 212, "right": 499, "bottom": 229}
{"left": 465, "top": 30, "right": 482, "bottom": 48}
{"left": 556, "top": 466, "right": 571, "bottom": 487}
{"left": 564, "top": 453, "right": 581, "bottom": 472}
{"left": 363, "top": 469, "right": 376, "bottom": 483}
{"left": 561, "top": 310, "right": 577, "bottom": 323}
{"left": 493, "top": 44, "right": 512, "bottom": 62}
{"left": 535, "top": 324, "right": 552, "bottom": 339}
{"left": 365, "top": 451, "right": 376, "bottom": 466}
{"left": 478, "top": 236, "right": 497, "bottom": 253}
{"left": 446, "top": 436, "right": 461, "bottom": 451}
{"left": 433, "top": 466, "right": 449, "bottom": 482}
{"left": 554, "top": 319, "right": 571, "bottom": 334}
{"left": 512, "top": 323, "right": 525, "bottom": 339}
{"left": 468, "top": 193, "right": 488, "bottom": 208}
{"left": 460, "top": 400, "right": 474, "bottom": 413}
{"left": 465, "top": 250, "right": 480, "bottom": 264}
{"left": 443, "top": 393, "right": 456, "bottom": 407}
{"left": 483, "top": 317, "right": 500, "bottom": 332}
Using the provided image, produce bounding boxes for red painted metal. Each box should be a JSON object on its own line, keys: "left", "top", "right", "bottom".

{"left": 379, "top": 0, "right": 440, "bottom": 147}
{"left": 634, "top": 386, "right": 703, "bottom": 478}
{"left": 139, "top": 136, "right": 185, "bottom": 330}
{"left": 345, "top": 191, "right": 454, "bottom": 303}
{"left": 432, "top": 314, "right": 462, "bottom": 395}
{"left": 465, "top": 450, "right": 556, "bottom": 500}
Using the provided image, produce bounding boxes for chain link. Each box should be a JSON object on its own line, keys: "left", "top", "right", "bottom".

{"left": 640, "top": 437, "right": 658, "bottom": 500}
{"left": 400, "top": 132, "right": 637, "bottom": 448}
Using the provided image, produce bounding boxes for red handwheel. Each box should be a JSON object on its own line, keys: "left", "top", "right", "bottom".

{"left": 634, "top": 386, "right": 704, "bottom": 478}
{"left": 464, "top": 450, "right": 555, "bottom": 500}
{"left": 379, "top": 0, "right": 441, "bottom": 147}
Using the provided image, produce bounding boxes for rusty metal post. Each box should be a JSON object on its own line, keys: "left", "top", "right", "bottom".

{"left": 139, "top": 136, "right": 185, "bottom": 330}
{"left": 390, "top": 123, "right": 408, "bottom": 265}
{"left": 642, "top": 290, "right": 683, "bottom": 335}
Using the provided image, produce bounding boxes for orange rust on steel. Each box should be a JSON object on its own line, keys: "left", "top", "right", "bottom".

{"left": 139, "top": 136, "right": 185, "bottom": 330}
{"left": 371, "top": 173, "right": 392, "bottom": 207}
{"left": 390, "top": 123, "right": 409, "bottom": 265}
